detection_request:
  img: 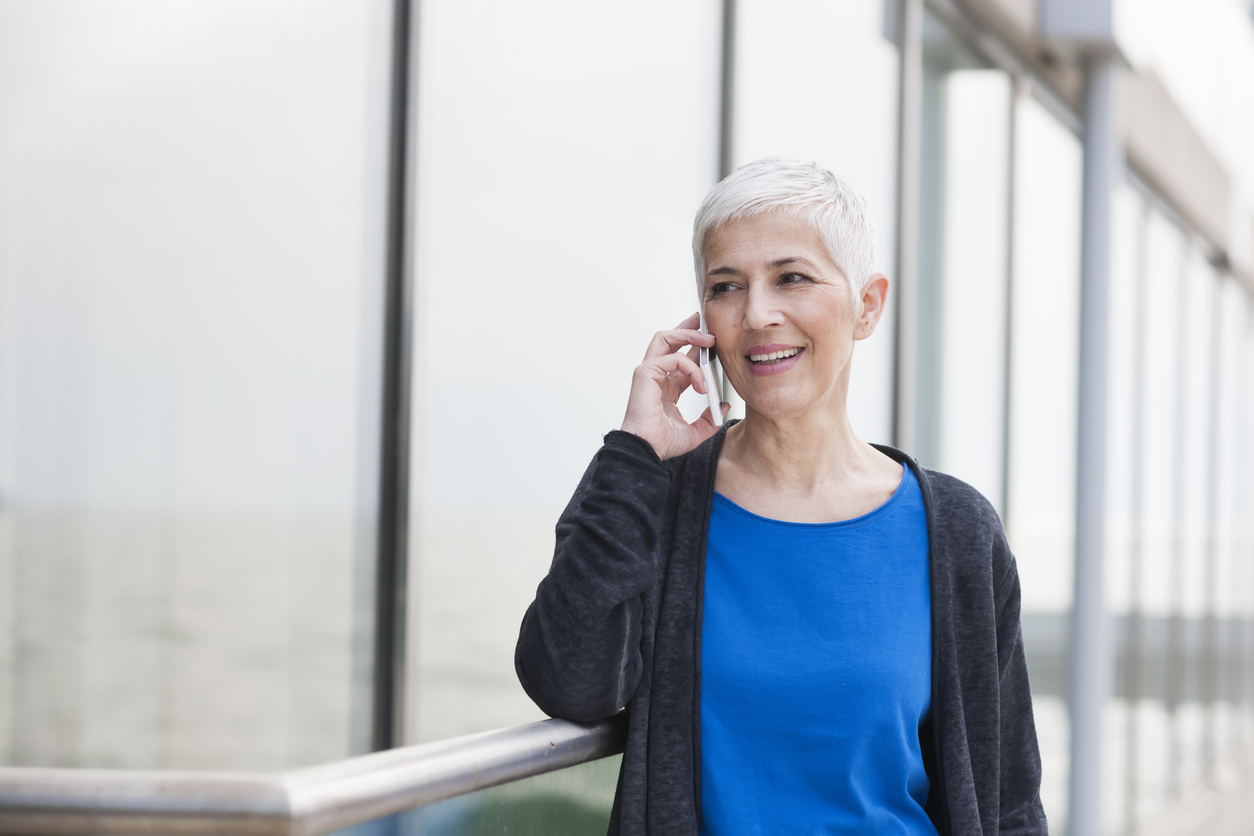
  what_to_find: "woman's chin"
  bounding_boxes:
[739,388,818,420]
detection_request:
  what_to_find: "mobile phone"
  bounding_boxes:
[698,312,722,427]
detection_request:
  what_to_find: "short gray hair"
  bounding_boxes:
[691,158,876,300]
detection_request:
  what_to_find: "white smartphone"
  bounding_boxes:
[698,311,723,427]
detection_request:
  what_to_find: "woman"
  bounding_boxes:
[516,158,1046,835]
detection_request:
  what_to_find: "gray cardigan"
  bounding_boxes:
[516,425,1047,835]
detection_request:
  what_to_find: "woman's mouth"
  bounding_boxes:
[745,346,804,377]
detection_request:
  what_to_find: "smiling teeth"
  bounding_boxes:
[749,348,801,363]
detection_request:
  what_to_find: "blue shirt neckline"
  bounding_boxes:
[711,463,911,530]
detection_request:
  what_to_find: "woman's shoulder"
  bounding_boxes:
[872,444,1002,526]
[873,445,1014,583]
[921,469,1003,531]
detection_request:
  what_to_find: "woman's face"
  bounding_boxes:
[701,211,885,421]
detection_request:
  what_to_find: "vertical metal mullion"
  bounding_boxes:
[373,0,417,753]
[1243,301,1254,736]
[1201,272,1224,770]
[1244,301,1254,737]
[717,0,736,181]
[711,0,738,407]
[892,0,923,453]
[1123,198,1150,834]
[999,78,1020,520]
[1164,233,1193,798]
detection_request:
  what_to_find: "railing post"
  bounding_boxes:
[1068,52,1121,836]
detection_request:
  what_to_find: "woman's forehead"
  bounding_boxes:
[704,213,832,273]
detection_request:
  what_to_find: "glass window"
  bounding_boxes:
[1104,195,1246,833]
[1212,275,1249,762]
[0,1,394,769]
[1101,184,1254,833]
[1104,182,1142,625]
[1174,247,1219,797]
[1005,92,1083,831]
[1239,299,1254,746]
[1005,93,1082,617]
[1126,206,1187,826]
[916,12,1013,509]
[409,0,723,744]
[734,0,901,443]
[914,15,1084,831]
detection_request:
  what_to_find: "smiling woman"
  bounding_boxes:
[699,210,898,524]
[515,159,1047,836]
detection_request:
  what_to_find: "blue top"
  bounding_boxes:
[699,464,935,835]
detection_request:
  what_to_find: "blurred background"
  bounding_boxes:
[1,1,1252,834]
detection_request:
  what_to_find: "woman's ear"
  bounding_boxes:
[854,273,889,341]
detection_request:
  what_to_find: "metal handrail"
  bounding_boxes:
[0,715,626,836]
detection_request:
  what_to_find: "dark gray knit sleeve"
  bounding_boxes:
[994,539,1049,835]
[514,430,670,721]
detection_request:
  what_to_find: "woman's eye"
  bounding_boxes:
[710,282,737,297]
[779,272,809,286]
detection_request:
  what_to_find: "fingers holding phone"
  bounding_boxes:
[621,313,730,460]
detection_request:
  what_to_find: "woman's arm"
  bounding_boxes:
[994,542,1049,835]
[516,314,726,720]
[514,430,670,721]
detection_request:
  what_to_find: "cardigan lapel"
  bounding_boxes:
[874,445,956,836]
[646,426,728,834]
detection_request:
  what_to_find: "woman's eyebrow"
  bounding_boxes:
[706,256,817,278]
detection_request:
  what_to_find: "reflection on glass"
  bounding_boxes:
[0,1,392,769]
[334,756,621,836]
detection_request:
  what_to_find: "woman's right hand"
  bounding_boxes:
[620,312,730,460]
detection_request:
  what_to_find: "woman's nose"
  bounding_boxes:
[742,285,785,331]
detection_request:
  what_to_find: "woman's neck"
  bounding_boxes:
[716,400,902,524]
[726,405,871,492]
